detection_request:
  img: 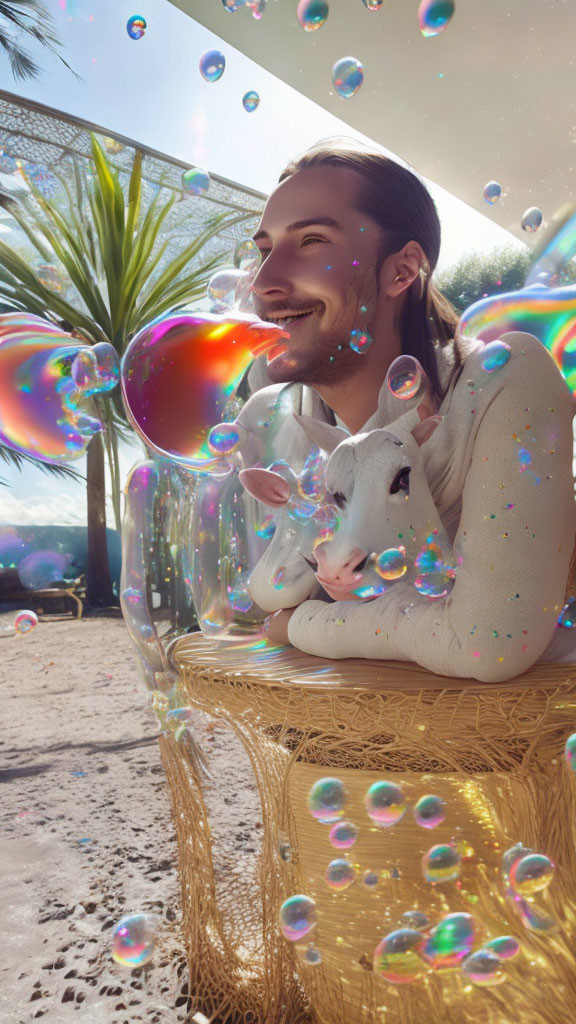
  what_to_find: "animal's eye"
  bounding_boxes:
[332,491,347,509]
[389,467,411,495]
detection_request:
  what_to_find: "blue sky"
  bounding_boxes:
[0,0,524,527]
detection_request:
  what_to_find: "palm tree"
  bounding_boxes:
[0,136,254,605]
[0,1,76,80]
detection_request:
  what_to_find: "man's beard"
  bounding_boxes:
[266,319,366,387]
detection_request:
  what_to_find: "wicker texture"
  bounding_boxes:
[163,634,576,1023]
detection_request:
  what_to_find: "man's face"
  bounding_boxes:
[251,166,384,386]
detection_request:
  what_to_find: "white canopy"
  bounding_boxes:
[170,0,574,241]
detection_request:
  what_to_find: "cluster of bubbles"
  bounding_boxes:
[0,313,119,464]
[279,892,518,989]
[374,911,517,987]
[482,180,543,233]
[111,913,157,966]
[222,0,267,18]
[126,15,146,39]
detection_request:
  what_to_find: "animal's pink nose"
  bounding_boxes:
[314,544,368,587]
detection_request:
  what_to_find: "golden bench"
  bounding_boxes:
[161,634,576,1024]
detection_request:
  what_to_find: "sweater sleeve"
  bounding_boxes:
[288,339,576,682]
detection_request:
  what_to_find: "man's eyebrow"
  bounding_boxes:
[252,217,342,243]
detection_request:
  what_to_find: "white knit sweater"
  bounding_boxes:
[237,331,576,681]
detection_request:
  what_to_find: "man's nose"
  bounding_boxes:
[314,544,368,584]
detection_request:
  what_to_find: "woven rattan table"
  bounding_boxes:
[162,634,576,1024]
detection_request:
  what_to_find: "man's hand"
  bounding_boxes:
[264,607,297,646]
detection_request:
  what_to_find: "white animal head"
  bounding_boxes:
[290,412,447,600]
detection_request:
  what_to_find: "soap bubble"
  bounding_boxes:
[387,355,422,400]
[373,929,427,983]
[207,268,246,302]
[422,843,461,883]
[300,943,322,965]
[375,547,407,581]
[112,913,157,966]
[565,731,576,770]
[362,0,384,8]
[363,870,380,889]
[483,181,502,205]
[182,167,210,196]
[485,936,520,959]
[418,0,455,37]
[480,339,511,373]
[18,550,70,589]
[226,583,253,613]
[364,781,406,827]
[207,422,245,456]
[413,794,446,829]
[0,527,30,567]
[325,858,356,891]
[234,237,259,267]
[422,912,475,968]
[14,610,38,634]
[401,910,430,931]
[461,949,505,987]
[329,820,359,849]
[222,0,245,9]
[501,843,534,880]
[558,597,576,629]
[37,263,63,293]
[308,777,347,823]
[199,49,226,82]
[243,91,260,112]
[297,0,329,31]
[349,327,373,354]
[509,853,554,896]
[332,57,364,99]
[126,15,146,39]
[414,567,456,600]
[120,311,287,471]
[525,202,576,288]
[521,207,543,233]
[0,315,116,463]
[279,895,317,941]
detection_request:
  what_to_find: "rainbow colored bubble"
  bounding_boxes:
[418,0,455,37]
[14,610,38,635]
[325,858,356,891]
[332,56,364,99]
[279,894,316,941]
[373,929,426,984]
[126,15,146,39]
[364,781,406,826]
[422,912,475,968]
[199,50,226,82]
[308,777,347,823]
[112,913,157,966]
[297,0,329,31]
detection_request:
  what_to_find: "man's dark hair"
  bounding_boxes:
[279,137,464,401]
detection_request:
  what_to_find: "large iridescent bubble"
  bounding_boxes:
[458,285,576,397]
[0,314,118,464]
[120,311,288,471]
[373,929,426,983]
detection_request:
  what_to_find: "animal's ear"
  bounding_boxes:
[293,413,349,455]
[239,468,291,507]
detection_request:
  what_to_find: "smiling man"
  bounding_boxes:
[193,136,576,682]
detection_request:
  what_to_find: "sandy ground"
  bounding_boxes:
[0,612,261,1024]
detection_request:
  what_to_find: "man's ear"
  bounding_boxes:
[239,468,291,507]
[293,413,349,455]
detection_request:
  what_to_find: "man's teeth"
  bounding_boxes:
[273,312,312,325]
